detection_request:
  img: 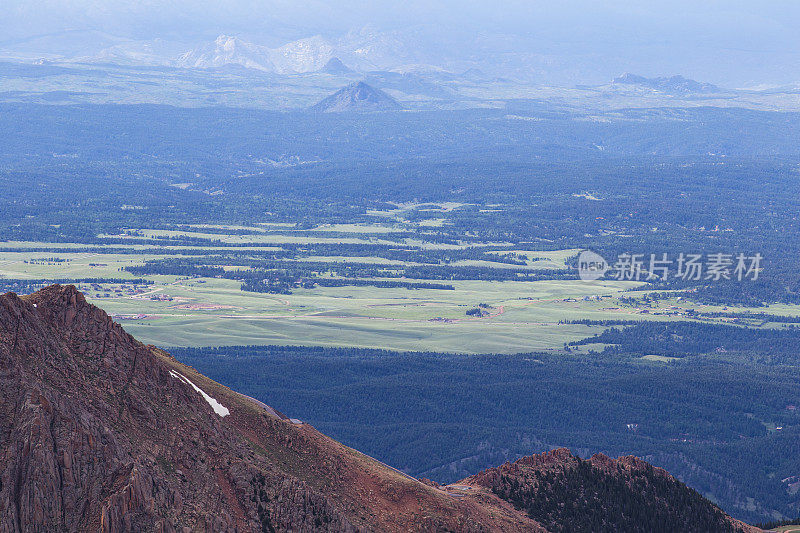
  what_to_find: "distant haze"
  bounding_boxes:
[2,0,800,86]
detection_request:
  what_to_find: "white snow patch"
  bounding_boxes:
[169,370,229,417]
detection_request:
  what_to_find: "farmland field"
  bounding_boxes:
[3,220,799,352]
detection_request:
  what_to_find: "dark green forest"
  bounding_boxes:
[570,321,800,361]
[172,343,800,523]
[3,104,800,303]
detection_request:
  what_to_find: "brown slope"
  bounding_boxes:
[460,448,760,533]
[0,285,539,532]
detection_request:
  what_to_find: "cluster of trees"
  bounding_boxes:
[125,258,461,293]
[124,255,565,294]
[491,459,739,533]
[0,278,151,295]
[755,518,800,530]
[241,277,454,293]
[570,321,800,359]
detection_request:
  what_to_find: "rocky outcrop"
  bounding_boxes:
[464,448,759,533]
[0,286,266,531]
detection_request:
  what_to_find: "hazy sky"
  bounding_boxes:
[3,1,800,85]
[4,1,798,38]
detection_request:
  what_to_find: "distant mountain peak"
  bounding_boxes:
[177,34,334,74]
[461,67,488,81]
[177,34,274,71]
[319,56,353,74]
[309,81,401,112]
[612,73,722,94]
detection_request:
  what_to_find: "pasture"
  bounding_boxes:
[2,221,797,352]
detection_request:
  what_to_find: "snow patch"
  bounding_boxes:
[169,370,229,417]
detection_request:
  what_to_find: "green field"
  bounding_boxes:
[0,250,624,351]
[3,221,799,352]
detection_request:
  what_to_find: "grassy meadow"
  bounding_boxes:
[2,220,797,352]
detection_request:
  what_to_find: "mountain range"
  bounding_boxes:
[611,73,722,94]
[0,29,421,76]
[176,35,335,74]
[0,285,759,532]
[2,2,800,87]
[6,28,795,113]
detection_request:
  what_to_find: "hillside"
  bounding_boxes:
[464,449,759,533]
[0,285,758,532]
